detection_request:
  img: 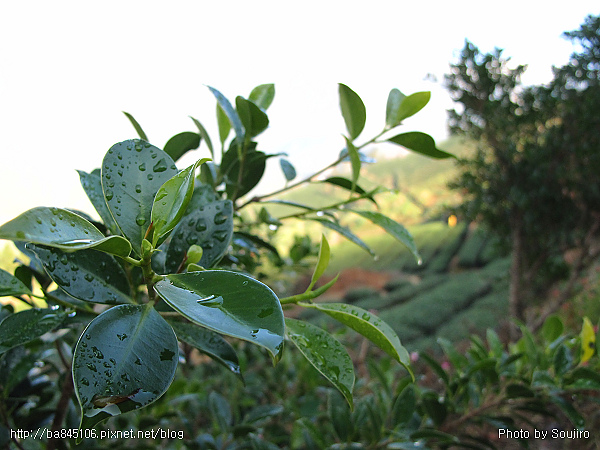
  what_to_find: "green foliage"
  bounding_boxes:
[0,82,444,447]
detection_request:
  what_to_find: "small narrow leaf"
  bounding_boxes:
[338,84,366,140]
[0,207,131,257]
[151,158,211,246]
[0,309,66,354]
[154,271,284,362]
[190,116,214,158]
[387,132,455,159]
[209,86,245,144]
[321,177,377,204]
[343,137,361,194]
[301,302,412,373]
[163,132,201,162]
[310,218,374,256]
[280,159,297,182]
[216,104,231,146]
[351,210,421,263]
[307,234,330,291]
[168,320,243,382]
[385,88,406,129]
[285,318,355,409]
[249,84,275,110]
[0,268,33,298]
[73,304,178,433]
[122,111,148,141]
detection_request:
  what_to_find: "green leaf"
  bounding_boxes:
[391,384,416,424]
[0,308,66,354]
[154,271,284,362]
[321,177,377,204]
[151,158,210,247]
[216,103,231,146]
[553,344,572,376]
[122,111,148,141]
[310,218,375,256]
[437,337,469,369]
[77,170,120,236]
[0,207,131,257]
[190,116,214,159]
[385,88,406,129]
[248,84,275,110]
[351,210,421,263]
[550,395,585,429]
[102,139,178,256]
[421,392,447,426]
[285,318,355,409]
[221,147,267,199]
[73,304,178,433]
[28,245,133,305]
[542,315,564,343]
[163,132,201,162]
[387,91,430,128]
[307,234,330,291]
[168,319,242,382]
[301,302,411,372]
[235,96,269,138]
[209,86,245,145]
[164,199,233,272]
[279,159,296,182]
[420,353,450,385]
[343,137,361,193]
[338,84,366,140]
[387,132,454,159]
[0,268,33,298]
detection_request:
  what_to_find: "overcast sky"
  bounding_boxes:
[0,1,598,224]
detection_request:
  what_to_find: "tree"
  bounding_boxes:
[446,15,600,333]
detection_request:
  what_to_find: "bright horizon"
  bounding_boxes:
[0,1,598,225]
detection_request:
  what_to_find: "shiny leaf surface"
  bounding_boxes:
[0,207,131,257]
[236,96,269,137]
[168,319,243,381]
[0,268,33,297]
[209,86,244,144]
[0,308,66,354]
[385,88,406,129]
[163,131,201,162]
[308,234,330,291]
[389,91,430,126]
[248,83,275,110]
[101,139,178,256]
[154,271,284,361]
[387,132,454,159]
[285,318,355,409]
[28,245,133,305]
[77,170,120,236]
[73,304,178,432]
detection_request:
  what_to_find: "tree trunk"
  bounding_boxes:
[509,214,524,339]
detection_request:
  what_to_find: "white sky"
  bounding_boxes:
[0,1,598,224]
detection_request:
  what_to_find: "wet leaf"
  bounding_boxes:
[122,111,148,141]
[285,318,355,409]
[28,245,133,305]
[154,271,284,362]
[0,308,66,353]
[302,303,411,372]
[77,170,120,236]
[338,84,366,140]
[151,158,211,246]
[101,139,178,256]
[163,132,201,162]
[387,132,454,159]
[0,268,33,298]
[248,84,275,110]
[164,199,233,272]
[351,210,421,263]
[73,304,178,433]
[168,319,243,382]
[0,207,131,257]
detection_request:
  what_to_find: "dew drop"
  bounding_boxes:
[153,158,168,173]
[84,274,94,282]
[135,184,142,193]
[105,190,114,201]
[214,212,227,225]
[138,163,146,172]
[135,215,147,226]
[195,219,207,232]
[147,174,154,181]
